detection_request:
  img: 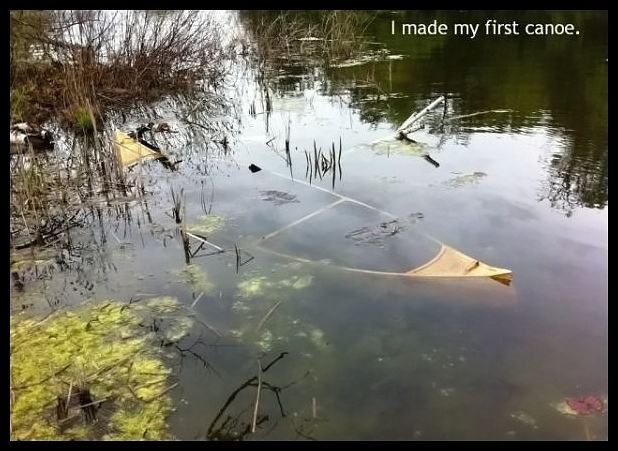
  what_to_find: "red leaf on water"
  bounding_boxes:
[566,396,605,415]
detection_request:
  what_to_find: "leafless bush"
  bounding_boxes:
[10,10,234,125]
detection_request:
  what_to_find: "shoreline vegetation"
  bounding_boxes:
[10,10,233,127]
[9,10,374,256]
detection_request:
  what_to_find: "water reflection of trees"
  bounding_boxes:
[240,10,607,215]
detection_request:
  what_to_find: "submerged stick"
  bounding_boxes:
[66,382,73,416]
[190,291,204,309]
[256,300,283,332]
[251,359,263,433]
[443,109,513,123]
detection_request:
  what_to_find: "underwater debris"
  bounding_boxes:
[344,214,422,247]
[259,190,299,205]
[371,139,428,157]
[555,396,606,416]
[9,298,195,440]
[345,219,402,246]
[441,172,487,189]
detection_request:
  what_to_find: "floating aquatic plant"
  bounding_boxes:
[237,276,271,298]
[180,264,214,295]
[309,328,328,349]
[186,214,224,236]
[231,272,326,354]
[236,274,313,299]
[256,330,274,352]
[10,298,193,440]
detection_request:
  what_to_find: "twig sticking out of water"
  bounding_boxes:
[170,186,184,224]
[304,138,343,187]
[234,243,240,274]
[251,359,263,433]
[285,121,293,179]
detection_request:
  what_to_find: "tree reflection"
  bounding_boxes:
[239,10,608,216]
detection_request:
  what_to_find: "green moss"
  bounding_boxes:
[10,298,191,440]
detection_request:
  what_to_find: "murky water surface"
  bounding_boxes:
[11,11,607,440]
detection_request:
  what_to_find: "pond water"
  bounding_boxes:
[11,11,607,440]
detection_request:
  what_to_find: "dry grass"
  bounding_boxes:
[240,10,375,65]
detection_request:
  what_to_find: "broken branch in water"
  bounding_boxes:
[185,232,225,253]
[397,96,445,135]
[423,154,440,168]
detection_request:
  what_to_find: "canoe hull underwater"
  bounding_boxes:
[249,171,513,288]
